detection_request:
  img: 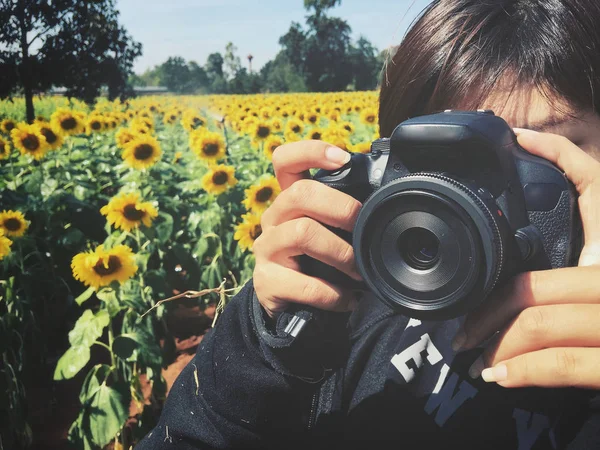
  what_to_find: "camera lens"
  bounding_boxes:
[353,173,504,320]
[399,228,440,270]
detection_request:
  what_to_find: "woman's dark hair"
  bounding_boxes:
[379,0,600,136]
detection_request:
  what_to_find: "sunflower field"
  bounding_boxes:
[0,91,379,449]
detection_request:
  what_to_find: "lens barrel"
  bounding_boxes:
[353,173,504,320]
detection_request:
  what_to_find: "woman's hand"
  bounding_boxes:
[452,128,600,389]
[252,140,363,319]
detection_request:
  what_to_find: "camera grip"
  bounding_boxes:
[527,190,581,268]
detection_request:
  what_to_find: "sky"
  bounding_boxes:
[116,0,434,75]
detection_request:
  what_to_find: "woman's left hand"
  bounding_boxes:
[451,128,600,389]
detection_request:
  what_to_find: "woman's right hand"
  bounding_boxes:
[252,140,364,319]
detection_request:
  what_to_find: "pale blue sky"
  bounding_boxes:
[116,0,433,74]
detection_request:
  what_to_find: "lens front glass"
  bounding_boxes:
[399,228,440,270]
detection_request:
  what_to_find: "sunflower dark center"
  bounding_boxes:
[61,117,77,130]
[344,125,352,132]
[292,125,301,133]
[123,204,146,221]
[5,121,15,131]
[91,121,102,130]
[192,118,204,128]
[268,144,277,153]
[41,128,57,144]
[212,171,229,185]
[366,115,375,123]
[255,187,273,203]
[22,134,40,151]
[134,144,154,160]
[257,126,270,138]
[311,132,322,140]
[250,224,262,240]
[93,255,122,276]
[170,115,176,120]
[308,115,317,123]
[203,143,219,156]
[4,218,22,231]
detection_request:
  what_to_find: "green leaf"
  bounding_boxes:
[73,185,87,201]
[96,288,123,318]
[85,384,129,448]
[79,364,113,404]
[112,335,138,360]
[75,287,95,306]
[68,309,110,348]
[54,345,91,380]
[41,178,58,198]
[155,212,174,244]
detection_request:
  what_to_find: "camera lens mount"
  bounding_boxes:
[353,173,504,320]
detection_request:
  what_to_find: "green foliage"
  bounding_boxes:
[0,0,141,122]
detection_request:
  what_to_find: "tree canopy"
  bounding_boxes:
[0,0,141,122]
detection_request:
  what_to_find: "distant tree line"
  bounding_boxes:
[130,0,384,94]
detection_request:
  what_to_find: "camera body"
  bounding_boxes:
[306,110,581,320]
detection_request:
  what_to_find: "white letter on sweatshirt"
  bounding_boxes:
[424,366,477,426]
[391,334,443,382]
[513,408,550,450]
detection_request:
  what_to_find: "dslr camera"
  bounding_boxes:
[304,110,581,320]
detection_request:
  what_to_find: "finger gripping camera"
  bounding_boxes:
[306,110,581,320]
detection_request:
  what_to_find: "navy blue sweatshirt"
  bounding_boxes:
[136,280,600,449]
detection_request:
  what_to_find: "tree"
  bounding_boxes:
[223,42,242,81]
[0,0,141,122]
[160,56,190,93]
[260,53,307,93]
[349,36,382,90]
[205,52,227,93]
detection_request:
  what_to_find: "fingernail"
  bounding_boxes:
[452,329,467,352]
[513,127,539,136]
[325,146,351,164]
[468,356,485,379]
[481,364,508,383]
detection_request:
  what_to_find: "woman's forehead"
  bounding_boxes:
[478,85,575,131]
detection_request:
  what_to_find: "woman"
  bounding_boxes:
[137,1,600,448]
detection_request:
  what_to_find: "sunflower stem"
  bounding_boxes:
[93,340,112,353]
[107,323,116,368]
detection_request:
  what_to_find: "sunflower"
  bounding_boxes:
[307,128,325,141]
[263,136,283,161]
[0,210,28,238]
[201,165,238,195]
[163,110,179,125]
[100,192,158,232]
[0,137,11,160]
[234,213,263,252]
[360,108,378,126]
[340,121,355,135]
[115,128,137,149]
[328,110,341,122]
[242,176,281,213]
[71,244,138,289]
[10,123,49,160]
[87,115,105,134]
[50,108,86,135]
[182,113,206,132]
[306,112,320,125]
[349,142,372,154]
[1,119,17,134]
[122,135,162,170]
[38,125,64,150]
[190,131,226,163]
[284,118,304,140]
[252,121,272,142]
[130,117,154,135]
[270,118,283,132]
[0,229,12,261]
